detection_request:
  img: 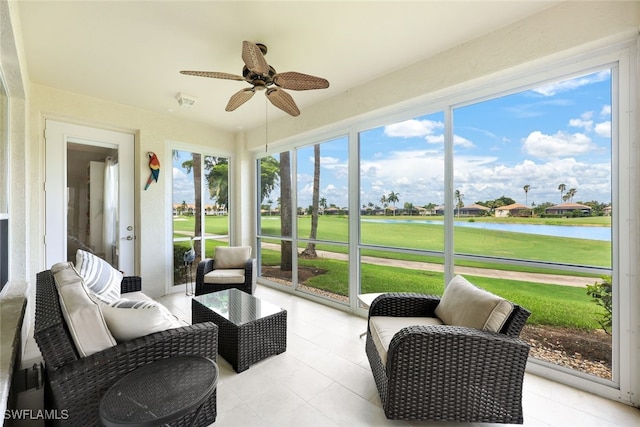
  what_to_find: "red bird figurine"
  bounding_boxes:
[144,152,160,190]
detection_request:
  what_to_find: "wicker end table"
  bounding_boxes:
[99,355,218,427]
[192,288,287,373]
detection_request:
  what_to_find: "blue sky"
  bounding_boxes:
[299,68,612,210]
[176,68,612,211]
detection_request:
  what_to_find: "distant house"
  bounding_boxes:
[495,203,532,218]
[545,202,592,216]
[603,205,612,216]
[457,203,491,217]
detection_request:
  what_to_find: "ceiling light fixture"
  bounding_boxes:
[176,92,198,109]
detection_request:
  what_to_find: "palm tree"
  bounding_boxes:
[567,188,577,202]
[387,191,400,216]
[181,153,202,258]
[380,195,388,215]
[558,183,566,204]
[319,197,327,214]
[523,184,531,207]
[454,189,464,217]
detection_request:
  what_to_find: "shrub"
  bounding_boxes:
[585,276,612,334]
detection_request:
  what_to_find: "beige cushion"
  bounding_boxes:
[214,246,251,269]
[369,316,443,364]
[51,262,116,357]
[98,298,183,343]
[434,275,513,333]
[204,268,245,284]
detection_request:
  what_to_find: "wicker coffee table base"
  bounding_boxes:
[192,299,287,373]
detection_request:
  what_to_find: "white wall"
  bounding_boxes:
[28,84,235,298]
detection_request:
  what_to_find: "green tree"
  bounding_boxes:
[523,184,531,206]
[205,157,229,209]
[404,202,414,216]
[558,183,566,204]
[454,189,464,217]
[387,191,400,216]
[182,153,202,257]
[260,156,281,203]
[380,195,388,215]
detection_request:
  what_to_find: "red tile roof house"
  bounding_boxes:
[495,203,533,218]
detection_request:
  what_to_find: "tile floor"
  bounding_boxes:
[157,285,640,427]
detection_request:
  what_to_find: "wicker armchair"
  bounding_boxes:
[366,292,531,423]
[34,269,219,427]
[195,246,256,296]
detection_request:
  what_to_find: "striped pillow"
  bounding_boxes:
[75,249,122,304]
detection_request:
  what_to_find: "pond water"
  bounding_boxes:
[361,219,611,241]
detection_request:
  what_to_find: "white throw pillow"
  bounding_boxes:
[99,298,183,342]
[75,249,122,303]
[214,246,251,269]
[51,262,117,356]
[434,275,514,333]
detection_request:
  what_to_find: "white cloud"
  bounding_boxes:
[595,121,611,138]
[600,105,611,117]
[384,119,444,138]
[532,70,610,96]
[522,130,596,159]
[568,118,593,132]
[424,134,475,148]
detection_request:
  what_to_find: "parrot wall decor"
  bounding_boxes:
[144,151,160,190]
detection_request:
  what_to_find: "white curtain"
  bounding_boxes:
[103,156,118,265]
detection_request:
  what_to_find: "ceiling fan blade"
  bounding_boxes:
[180,70,245,81]
[266,87,300,117]
[225,88,255,112]
[273,72,330,91]
[242,41,270,75]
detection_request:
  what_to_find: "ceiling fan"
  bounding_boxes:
[180,41,329,117]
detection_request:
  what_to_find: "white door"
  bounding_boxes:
[45,120,135,274]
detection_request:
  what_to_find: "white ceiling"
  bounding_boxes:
[16,1,560,132]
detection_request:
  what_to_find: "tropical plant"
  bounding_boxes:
[523,184,531,206]
[454,189,464,216]
[387,191,400,216]
[204,157,229,209]
[558,183,566,204]
[259,156,280,203]
[380,195,388,215]
[585,276,612,334]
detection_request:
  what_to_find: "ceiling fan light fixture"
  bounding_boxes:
[176,92,198,109]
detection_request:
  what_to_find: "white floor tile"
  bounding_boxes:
[165,284,640,427]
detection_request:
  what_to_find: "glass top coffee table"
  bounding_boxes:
[192,288,287,373]
[99,355,218,427]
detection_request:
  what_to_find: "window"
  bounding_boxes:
[451,69,613,380]
[255,51,631,394]
[172,149,230,290]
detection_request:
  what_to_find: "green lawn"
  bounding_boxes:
[174,214,610,331]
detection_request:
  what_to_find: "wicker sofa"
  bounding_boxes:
[34,267,219,426]
[365,276,531,423]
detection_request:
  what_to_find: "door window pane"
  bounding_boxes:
[172,149,230,290]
